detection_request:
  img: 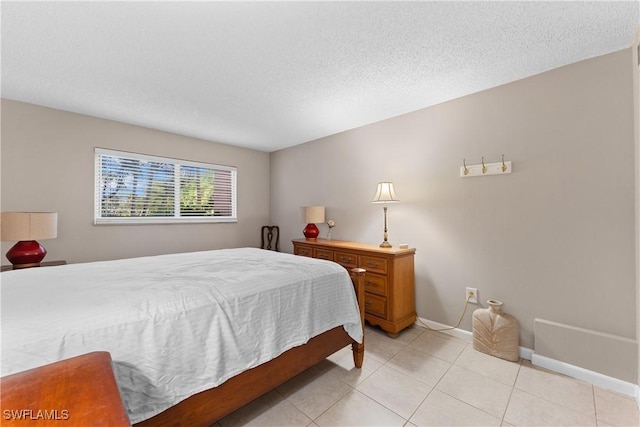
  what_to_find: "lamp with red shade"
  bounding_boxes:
[1,212,58,269]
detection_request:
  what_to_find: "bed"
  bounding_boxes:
[0,248,365,426]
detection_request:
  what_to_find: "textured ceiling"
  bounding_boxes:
[2,1,638,152]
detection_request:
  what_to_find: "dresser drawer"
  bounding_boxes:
[335,251,358,269]
[294,245,313,257]
[359,255,388,275]
[363,273,388,297]
[313,248,334,261]
[364,293,387,318]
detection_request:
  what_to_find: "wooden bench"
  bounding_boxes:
[1,351,130,426]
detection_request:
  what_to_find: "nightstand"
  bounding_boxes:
[1,260,67,272]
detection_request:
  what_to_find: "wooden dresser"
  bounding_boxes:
[292,238,416,337]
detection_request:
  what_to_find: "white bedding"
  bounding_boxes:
[0,248,363,423]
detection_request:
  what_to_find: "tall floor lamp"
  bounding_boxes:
[1,212,58,269]
[371,182,398,248]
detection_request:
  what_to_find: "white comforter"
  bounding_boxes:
[0,248,363,423]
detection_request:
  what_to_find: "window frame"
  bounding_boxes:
[94,148,237,225]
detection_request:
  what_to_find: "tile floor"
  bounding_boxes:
[215,325,640,426]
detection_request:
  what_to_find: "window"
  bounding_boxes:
[95,148,237,224]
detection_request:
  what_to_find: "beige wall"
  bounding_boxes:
[1,49,636,383]
[1,99,270,263]
[271,48,637,381]
[634,30,640,392]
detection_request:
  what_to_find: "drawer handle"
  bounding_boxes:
[364,280,374,286]
[319,254,330,259]
[366,261,380,268]
[340,256,352,263]
[365,300,373,306]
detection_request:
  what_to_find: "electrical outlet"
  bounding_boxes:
[466,287,478,304]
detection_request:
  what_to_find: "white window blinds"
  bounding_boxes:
[95,148,237,224]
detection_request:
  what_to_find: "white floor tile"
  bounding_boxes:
[453,346,520,386]
[504,389,597,427]
[594,386,640,426]
[410,390,502,427]
[363,326,409,362]
[356,364,432,419]
[407,331,467,363]
[326,344,383,387]
[435,365,512,418]
[222,326,635,427]
[387,346,451,387]
[219,390,312,427]
[315,390,406,427]
[515,360,595,416]
[276,364,353,420]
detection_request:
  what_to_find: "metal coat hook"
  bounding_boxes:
[460,155,512,177]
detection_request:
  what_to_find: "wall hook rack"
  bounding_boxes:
[460,155,512,178]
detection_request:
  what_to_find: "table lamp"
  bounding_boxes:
[371,182,398,248]
[1,212,58,269]
[303,206,325,239]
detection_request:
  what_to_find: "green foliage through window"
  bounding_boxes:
[95,148,236,224]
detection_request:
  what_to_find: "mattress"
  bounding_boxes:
[0,248,363,423]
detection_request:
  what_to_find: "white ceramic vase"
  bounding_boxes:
[472,299,520,362]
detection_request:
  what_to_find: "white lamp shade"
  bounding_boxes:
[372,182,399,203]
[1,212,58,241]
[304,206,325,223]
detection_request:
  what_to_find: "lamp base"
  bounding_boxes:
[6,240,47,269]
[303,223,319,239]
[379,241,392,248]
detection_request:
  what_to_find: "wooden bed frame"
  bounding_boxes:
[0,268,365,427]
[134,267,366,427]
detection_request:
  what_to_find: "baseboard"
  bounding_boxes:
[415,317,532,360]
[532,353,638,399]
[533,318,637,384]
[415,316,638,400]
[414,317,473,342]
